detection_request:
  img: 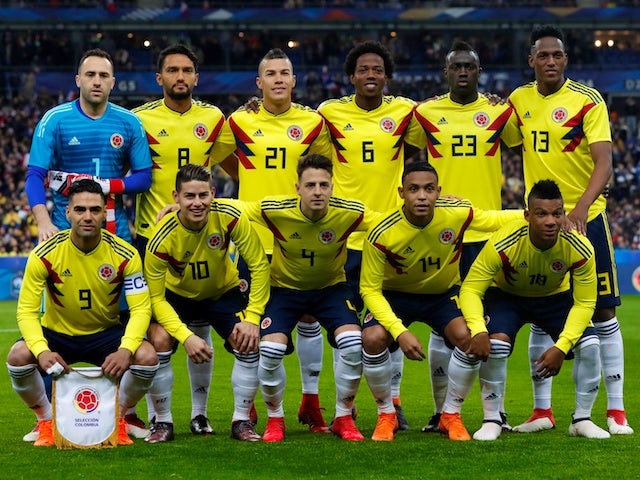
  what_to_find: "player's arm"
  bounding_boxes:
[118,254,152,354]
[471,207,523,232]
[144,243,195,345]
[15,251,52,359]
[360,239,407,340]
[569,141,613,235]
[554,253,598,355]
[219,154,239,181]
[229,211,270,353]
[308,120,334,159]
[211,120,238,178]
[25,165,58,241]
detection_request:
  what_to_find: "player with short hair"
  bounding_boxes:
[143,164,269,443]
[460,179,609,440]
[413,40,519,433]
[23,47,153,440]
[360,161,521,441]
[132,43,226,438]
[213,48,334,434]
[507,25,631,435]
[6,179,158,447]
[318,40,424,430]
[239,153,376,442]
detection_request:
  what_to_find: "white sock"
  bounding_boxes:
[334,331,362,417]
[362,349,394,414]
[428,331,452,414]
[572,335,601,419]
[478,340,510,422]
[528,325,554,410]
[595,317,625,411]
[258,341,287,418]
[120,363,158,413]
[147,351,173,423]
[7,363,52,420]
[390,347,404,399]
[443,347,480,414]
[232,351,259,422]
[188,325,213,418]
[296,321,323,395]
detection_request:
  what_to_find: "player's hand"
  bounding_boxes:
[397,330,426,361]
[566,204,589,235]
[92,175,113,194]
[156,203,179,223]
[102,348,133,378]
[230,321,259,354]
[535,346,565,378]
[38,219,60,243]
[48,171,93,196]
[183,334,214,364]
[483,92,506,105]
[466,332,490,362]
[240,96,261,113]
[37,350,70,376]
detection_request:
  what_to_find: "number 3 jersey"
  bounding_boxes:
[144,200,269,342]
[212,103,332,252]
[16,230,151,358]
[132,99,226,240]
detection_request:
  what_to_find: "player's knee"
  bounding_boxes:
[362,325,389,355]
[6,341,34,366]
[133,340,160,366]
[147,324,173,351]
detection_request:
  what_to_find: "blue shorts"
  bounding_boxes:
[587,212,621,310]
[362,285,462,343]
[484,288,597,352]
[39,326,124,366]
[460,241,486,281]
[261,283,359,352]
[236,253,271,297]
[345,249,363,311]
[166,287,247,353]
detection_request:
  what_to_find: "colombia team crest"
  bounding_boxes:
[473,112,489,128]
[193,123,208,140]
[73,386,100,414]
[98,264,116,281]
[110,133,124,149]
[379,117,396,133]
[549,259,567,274]
[207,234,223,249]
[318,229,336,244]
[552,107,568,123]
[439,228,456,244]
[287,125,303,141]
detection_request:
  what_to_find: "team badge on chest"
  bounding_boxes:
[380,117,396,133]
[207,234,223,249]
[549,259,567,274]
[551,107,568,123]
[110,133,124,149]
[287,125,303,141]
[98,264,116,281]
[473,112,489,128]
[318,229,336,244]
[439,228,456,244]
[193,123,208,140]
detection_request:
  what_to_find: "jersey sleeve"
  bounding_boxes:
[144,227,194,344]
[584,99,613,144]
[308,120,334,158]
[403,108,424,149]
[229,211,270,325]
[128,116,153,172]
[360,236,407,340]
[211,119,237,164]
[470,208,523,233]
[499,106,522,149]
[555,251,597,354]
[459,241,502,337]
[119,252,152,354]
[28,116,57,170]
[16,250,50,358]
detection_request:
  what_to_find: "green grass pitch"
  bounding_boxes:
[1,297,639,479]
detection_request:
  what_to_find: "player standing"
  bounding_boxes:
[7,179,158,447]
[507,25,631,435]
[133,43,226,438]
[318,41,423,430]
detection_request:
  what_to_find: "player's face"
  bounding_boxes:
[66,192,106,243]
[529,36,567,88]
[157,53,198,101]
[173,180,213,230]
[524,197,565,249]
[75,56,115,108]
[350,53,387,99]
[257,58,296,104]
[445,50,480,98]
[296,167,333,220]
[398,170,441,226]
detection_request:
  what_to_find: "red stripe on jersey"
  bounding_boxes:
[570,258,587,270]
[207,116,224,143]
[507,99,524,127]
[302,120,324,145]
[414,109,443,159]
[229,117,257,169]
[107,260,128,306]
[498,250,518,286]
[373,242,407,275]
[41,257,64,307]
[261,211,287,241]
[146,131,160,145]
[338,213,364,242]
[320,114,348,163]
[153,251,187,274]
[561,103,594,152]
[449,208,473,265]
